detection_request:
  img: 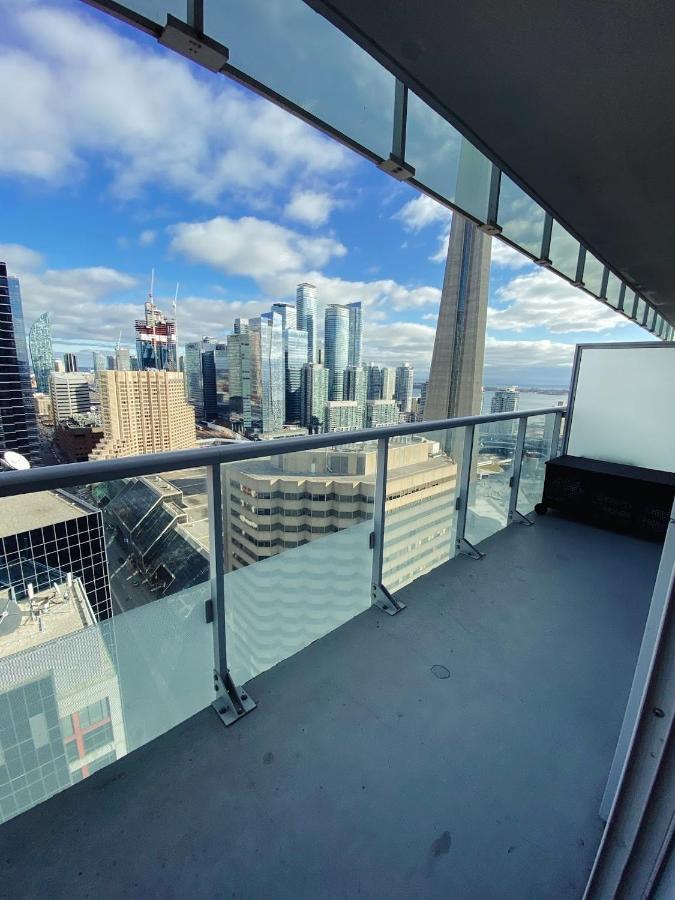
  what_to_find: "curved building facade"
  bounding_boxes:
[29,312,54,394]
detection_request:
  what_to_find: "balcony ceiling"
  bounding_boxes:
[307,1,675,324]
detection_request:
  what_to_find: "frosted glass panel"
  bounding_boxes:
[567,345,675,471]
[383,431,463,595]
[466,423,515,545]
[204,0,394,158]
[225,522,372,684]
[0,585,212,825]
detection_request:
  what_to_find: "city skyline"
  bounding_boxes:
[0,2,653,391]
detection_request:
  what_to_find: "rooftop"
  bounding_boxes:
[0,513,660,897]
[0,579,94,658]
[0,490,90,538]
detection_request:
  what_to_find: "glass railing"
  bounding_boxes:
[88,0,668,338]
[0,407,563,824]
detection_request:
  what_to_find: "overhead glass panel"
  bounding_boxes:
[120,1,186,24]
[548,222,580,280]
[204,0,394,159]
[496,175,546,257]
[405,91,462,204]
[383,431,464,595]
[605,273,622,308]
[647,308,657,331]
[635,297,647,324]
[582,253,605,296]
[623,290,637,317]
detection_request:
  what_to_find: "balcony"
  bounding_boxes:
[0,343,673,897]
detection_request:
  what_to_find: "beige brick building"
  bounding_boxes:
[90,370,195,460]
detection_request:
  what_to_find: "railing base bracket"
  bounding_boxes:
[372,583,405,615]
[510,509,534,526]
[212,670,256,726]
[457,538,485,560]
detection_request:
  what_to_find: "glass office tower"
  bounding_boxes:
[28,312,55,394]
[296,283,317,363]
[226,323,252,432]
[324,304,350,401]
[346,301,363,367]
[0,264,40,463]
[284,328,309,424]
[250,313,285,433]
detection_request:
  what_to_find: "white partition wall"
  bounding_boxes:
[565,342,675,472]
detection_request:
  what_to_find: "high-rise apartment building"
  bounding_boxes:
[185,337,221,420]
[135,295,177,372]
[324,305,350,401]
[324,400,360,432]
[366,399,399,427]
[271,302,297,331]
[300,362,328,433]
[115,347,131,371]
[343,364,367,426]
[250,313,285,433]
[380,366,396,401]
[424,214,491,420]
[227,322,252,431]
[366,363,383,401]
[90,370,195,460]
[63,352,77,373]
[490,387,519,415]
[296,283,317,363]
[92,352,107,374]
[395,362,415,413]
[49,373,92,423]
[28,312,54,394]
[346,301,363,367]
[284,328,308,424]
[0,264,40,463]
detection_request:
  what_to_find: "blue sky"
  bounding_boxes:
[0,1,650,386]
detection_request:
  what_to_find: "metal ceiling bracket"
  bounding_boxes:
[379,154,416,181]
[159,15,229,72]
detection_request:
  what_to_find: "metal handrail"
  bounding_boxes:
[0,406,566,498]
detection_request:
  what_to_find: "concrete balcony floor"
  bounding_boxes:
[1,514,661,899]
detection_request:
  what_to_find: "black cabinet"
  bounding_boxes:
[537,455,675,541]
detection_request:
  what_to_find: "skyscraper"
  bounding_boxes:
[271,302,297,331]
[346,301,363,367]
[134,281,177,371]
[227,323,252,431]
[380,366,396,401]
[28,312,54,394]
[49,373,92,423]
[93,351,107,374]
[250,313,285,433]
[366,363,383,401]
[324,304,349,400]
[90,370,195,460]
[184,337,224,421]
[64,352,78,373]
[296,283,317,363]
[0,264,40,463]
[115,347,131,371]
[395,362,415,413]
[184,340,205,416]
[343,364,367,426]
[300,362,328,433]
[284,328,309,424]
[423,214,491,420]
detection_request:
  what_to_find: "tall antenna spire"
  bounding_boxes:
[149,267,155,304]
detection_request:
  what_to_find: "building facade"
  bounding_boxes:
[365,399,399,428]
[135,299,177,371]
[0,264,40,463]
[380,366,396,401]
[284,327,308,424]
[343,364,367,426]
[115,348,131,371]
[249,313,284,434]
[395,362,415,413]
[226,323,252,431]
[49,373,91,423]
[90,370,195,460]
[296,283,317,363]
[346,301,363,367]
[63,353,78,373]
[324,304,350,401]
[324,400,360,432]
[271,302,297,331]
[28,312,54,394]
[300,363,328,433]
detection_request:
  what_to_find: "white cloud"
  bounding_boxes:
[393,194,452,232]
[169,215,347,280]
[489,269,628,333]
[363,321,437,370]
[0,243,44,272]
[139,229,156,247]
[484,336,575,368]
[284,190,335,227]
[490,239,534,269]
[0,4,350,202]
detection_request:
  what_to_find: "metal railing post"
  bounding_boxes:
[551,410,564,458]
[206,462,255,725]
[508,417,533,526]
[370,437,405,615]
[456,425,485,559]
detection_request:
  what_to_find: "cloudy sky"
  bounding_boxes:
[0,1,649,386]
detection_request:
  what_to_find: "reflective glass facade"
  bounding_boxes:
[250,313,284,433]
[0,266,40,463]
[324,305,349,401]
[284,328,308,424]
[226,326,252,431]
[346,302,363,367]
[28,313,54,394]
[296,284,317,363]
